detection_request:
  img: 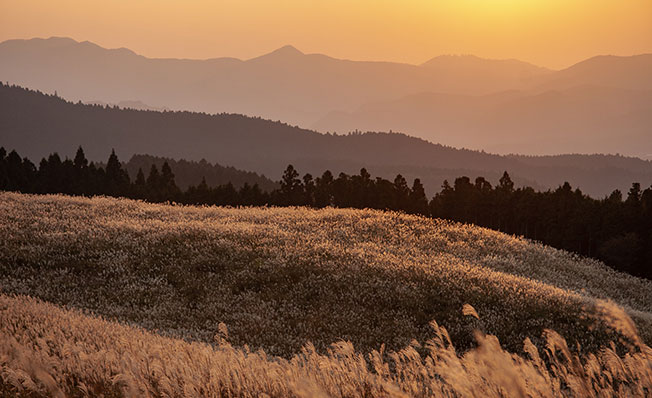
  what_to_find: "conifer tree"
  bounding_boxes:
[131,167,146,199]
[135,168,146,186]
[72,146,89,195]
[73,146,88,169]
[146,165,161,201]
[393,174,410,211]
[280,165,303,205]
[409,178,429,215]
[495,171,514,231]
[160,161,180,200]
[146,164,160,186]
[498,171,514,192]
[105,149,130,196]
[314,170,334,207]
[627,183,642,204]
[303,173,315,207]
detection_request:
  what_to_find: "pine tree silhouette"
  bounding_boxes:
[409,178,428,215]
[105,149,130,196]
[280,165,303,205]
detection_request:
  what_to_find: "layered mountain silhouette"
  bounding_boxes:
[2,37,649,157]
[2,83,651,197]
[0,39,550,114]
[537,54,652,92]
[314,85,652,156]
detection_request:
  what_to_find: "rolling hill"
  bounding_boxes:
[2,83,652,197]
[2,192,651,352]
[1,192,651,396]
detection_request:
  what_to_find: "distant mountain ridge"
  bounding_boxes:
[314,85,652,157]
[421,54,549,78]
[538,54,652,91]
[1,37,650,156]
[2,83,651,198]
[0,37,551,125]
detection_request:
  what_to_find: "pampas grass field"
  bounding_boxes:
[1,192,651,396]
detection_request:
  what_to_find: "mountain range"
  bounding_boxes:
[2,37,650,157]
[314,85,652,155]
[2,83,651,198]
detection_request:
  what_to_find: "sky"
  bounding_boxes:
[1,0,651,69]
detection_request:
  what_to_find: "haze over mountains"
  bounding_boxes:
[315,85,652,155]
[2,37,650,157]
[2,83,652,198]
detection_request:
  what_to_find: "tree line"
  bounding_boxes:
[0,146,270,206]
[1,146,650,279]
[123,154,278,192]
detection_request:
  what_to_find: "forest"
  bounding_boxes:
[123,154,277,191]
[1,146,651,279]
[4,82,652,199]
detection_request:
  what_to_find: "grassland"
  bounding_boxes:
[1,192,652,396]
[2,293,651,397]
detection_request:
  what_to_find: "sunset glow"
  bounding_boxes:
[1,0,651,68]
[2,0,652,395]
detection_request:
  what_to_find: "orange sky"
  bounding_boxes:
[1,0,651,69]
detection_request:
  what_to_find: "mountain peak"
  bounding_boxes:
[266,45,304,57]
[43,36,79,44]
[247,45,304,62]
[273,44,303,55]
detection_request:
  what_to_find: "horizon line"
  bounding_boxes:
[4,35,652,71]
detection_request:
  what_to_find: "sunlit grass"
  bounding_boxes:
[1,192,652,396]
[1,294,651,397]
[1,192,651,354]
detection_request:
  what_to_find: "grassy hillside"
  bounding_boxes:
[2,192,652,396]
[2,293,651,397]
[1,192,651,356]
